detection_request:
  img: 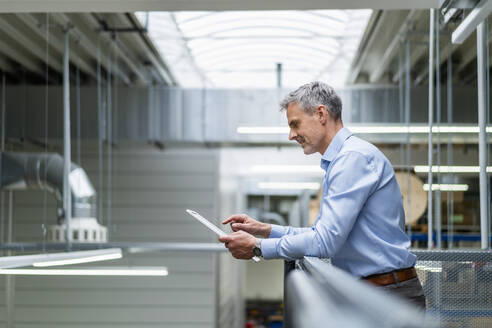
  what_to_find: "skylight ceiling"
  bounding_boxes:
[136,10,371,88]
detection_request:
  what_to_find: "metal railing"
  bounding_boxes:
[283,257,437,328]
[284,251,492,328]
[413,250,492,328]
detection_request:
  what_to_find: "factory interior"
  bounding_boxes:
[0,1,492,327]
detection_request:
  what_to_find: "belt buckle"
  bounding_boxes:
[391,271,399,285]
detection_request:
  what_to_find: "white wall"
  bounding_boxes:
[245,260,284,300]
[0,143,221,328]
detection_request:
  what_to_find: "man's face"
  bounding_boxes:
[286,102,325,155]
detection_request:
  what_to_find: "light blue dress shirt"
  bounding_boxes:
[261,127,416,277]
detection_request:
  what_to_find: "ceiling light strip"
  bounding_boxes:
[237,126,289,134]
[33,253,122,267]
[0,248,123,269]
[237,125,492,135]
[414,165,492,173]
[251,165,323,174]
[423,184,469,191]
[0,267,168,276]
[257,182,320,190]
[251,164,490,175]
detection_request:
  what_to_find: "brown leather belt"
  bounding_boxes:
[363,267,417,286]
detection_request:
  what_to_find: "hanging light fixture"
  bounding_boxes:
[0,248,122,269]
[0,267,168,276]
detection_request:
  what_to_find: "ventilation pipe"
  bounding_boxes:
[1,151,95,220]
[0,152,106,242]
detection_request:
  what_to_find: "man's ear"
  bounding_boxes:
[316,105,328,124]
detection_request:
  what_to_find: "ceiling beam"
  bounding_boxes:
[0,15,64,73]
[369,10,423,83]
[346,11,386,84]
[80,13,151,84]
[455,27,492,75]
[452,0,492,44]
[16,13,98,79]
[0,38,43,75]
[0,56,15,74]
[50,13,131,84]
[126,13,177,85]
[0,0,441,13]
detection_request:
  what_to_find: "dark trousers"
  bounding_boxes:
[379,277,427,310]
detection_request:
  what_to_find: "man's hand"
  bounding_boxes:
[222,214,271,238]
[219,231,256,260]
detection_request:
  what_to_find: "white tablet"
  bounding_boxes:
[185,209,260,263]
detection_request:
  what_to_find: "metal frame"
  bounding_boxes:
[452,0,492,44]
[106,43,113,239]
[446,53,454,248]
[428,9,436,249]
[63,28,72,247]
[477,21,490,249]
[435,12,442,249]
[405,36,413,238]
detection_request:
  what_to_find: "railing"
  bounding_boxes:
[283,257,437,328]
[413,250,492,327]
[284,251,492,328]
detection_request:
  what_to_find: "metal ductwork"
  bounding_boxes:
[0,151,96,221]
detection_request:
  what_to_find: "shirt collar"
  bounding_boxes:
[320,127,353,171]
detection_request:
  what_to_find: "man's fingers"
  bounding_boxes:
[222,214,247,225]
[231,223,244,231]
[218,235,232,243]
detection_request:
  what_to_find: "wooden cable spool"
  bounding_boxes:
[394,171,427,226]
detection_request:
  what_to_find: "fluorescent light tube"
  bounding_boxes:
[414,165,492,173]
[32,248,122,267]
[33,252,122,267]
[423,184,469,191]
[257,182,320,190]
[0,248,123,269]
[237,126,288,134]
[251,165,323,174]
[237,125,492,135]
[0,267,168,276]
[415,264,442,273]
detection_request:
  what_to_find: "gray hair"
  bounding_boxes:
[280,81,342,121]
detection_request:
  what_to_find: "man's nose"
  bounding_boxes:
[289,129,297,140]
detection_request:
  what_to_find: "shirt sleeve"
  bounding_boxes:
[269,224,312,238]
[261,151,379,260]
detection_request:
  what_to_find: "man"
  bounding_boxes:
[218,81,426,308]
